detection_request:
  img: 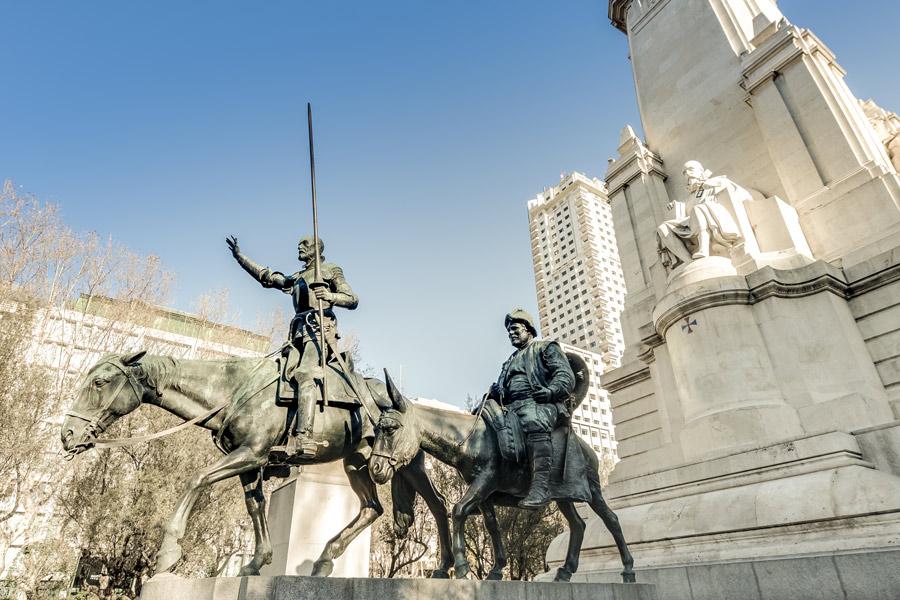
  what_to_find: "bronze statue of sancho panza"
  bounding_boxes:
[226,234,358,457]
[488,308,575,508]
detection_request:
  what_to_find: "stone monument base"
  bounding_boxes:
[140,575,658,600]
[569,550,899,600]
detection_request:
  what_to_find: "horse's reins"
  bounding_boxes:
[457,392,489,448]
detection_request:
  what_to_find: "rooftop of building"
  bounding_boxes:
[527,172,608,212]
[72,293,272,354]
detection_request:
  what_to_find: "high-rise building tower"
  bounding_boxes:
[527,172,627,460]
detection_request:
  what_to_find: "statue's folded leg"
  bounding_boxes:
[657,222,694,266]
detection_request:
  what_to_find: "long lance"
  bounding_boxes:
[307,102,328,407]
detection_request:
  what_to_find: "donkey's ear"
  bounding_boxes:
[383,369,409,413]
[121,351,147,366]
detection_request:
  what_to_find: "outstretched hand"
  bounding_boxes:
[226,235,240,258]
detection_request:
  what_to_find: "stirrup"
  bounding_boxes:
[287,434,319,457]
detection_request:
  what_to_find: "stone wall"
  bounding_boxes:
[848,252,900,416]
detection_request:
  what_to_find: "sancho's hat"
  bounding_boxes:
[504,309,538,337]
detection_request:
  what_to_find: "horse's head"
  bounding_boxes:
[60,351,152,458]
[369,369,420,485]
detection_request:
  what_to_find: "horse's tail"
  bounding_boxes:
[390,469,417,538]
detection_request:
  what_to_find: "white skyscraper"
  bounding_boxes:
[527,172,627,460]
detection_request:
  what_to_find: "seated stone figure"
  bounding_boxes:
[657,160,745,271]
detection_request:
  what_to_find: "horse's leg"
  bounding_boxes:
[310,452,384,577]
[479,501,506,581]
[398,452,453,578]
[156,446,266,574]
[555,500,585,582]
[451,476,492,579]
[237,469,272,576]
[588,479,635,583]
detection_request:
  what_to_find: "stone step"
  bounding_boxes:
[140,575,658,600]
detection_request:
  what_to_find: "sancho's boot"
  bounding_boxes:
[519,433,552,509]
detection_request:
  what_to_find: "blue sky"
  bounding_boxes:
[3,1,899,405]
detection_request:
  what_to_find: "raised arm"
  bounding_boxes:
[226,236,293,290]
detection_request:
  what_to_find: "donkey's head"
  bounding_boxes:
[369,369,421,484]
[61,351,151,457]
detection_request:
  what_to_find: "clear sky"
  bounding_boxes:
[3,1,899,406]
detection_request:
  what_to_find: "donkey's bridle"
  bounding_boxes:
[370,416,405,468]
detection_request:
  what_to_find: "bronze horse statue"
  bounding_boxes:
[60,351,454,577]
[369,372,635,583]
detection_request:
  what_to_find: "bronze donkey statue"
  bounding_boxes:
[369,371,634,583]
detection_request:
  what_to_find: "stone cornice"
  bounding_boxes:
[606,144,667,196]
[847,258,900,298]
[747,266,849,302]
[604,364,651,394]
[654,287,753,337]
[609,0,630,33]
[651,259,900,338]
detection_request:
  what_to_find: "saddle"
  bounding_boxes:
[480,398,591,503]
[275,343,361,407]
[272,343,383,442]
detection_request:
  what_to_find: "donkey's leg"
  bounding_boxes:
[588,480,635,583]
[237,469,272,576]
[311,453,384,577]
[451,476,492,579]
[156,446,266,574]
[479,501,507,580]
[399,452,453,578]
[555,500,586,582]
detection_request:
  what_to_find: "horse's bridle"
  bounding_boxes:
[64,359,150,454]
[370,415,405,469]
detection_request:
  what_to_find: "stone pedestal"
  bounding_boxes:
[260,463,370,578]
[140,575,659,600]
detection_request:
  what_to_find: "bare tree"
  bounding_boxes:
[367,454,568,581]
[0,182,265,598]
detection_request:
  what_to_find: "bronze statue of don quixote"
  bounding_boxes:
[59,105,634,586]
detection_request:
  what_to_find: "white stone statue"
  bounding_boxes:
[656,161,744,271]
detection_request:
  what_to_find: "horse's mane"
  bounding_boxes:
[138,355,178,392]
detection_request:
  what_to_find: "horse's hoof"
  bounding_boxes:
[155,544,183,574]
[453,563,471,580]
[554,568,572,582]
[238,565,260,577]
[430,569,450,579]
[621,570,636,583]
[486,571,503,581]
[312,559,334,577]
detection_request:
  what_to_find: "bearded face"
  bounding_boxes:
[683,164,707,193]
